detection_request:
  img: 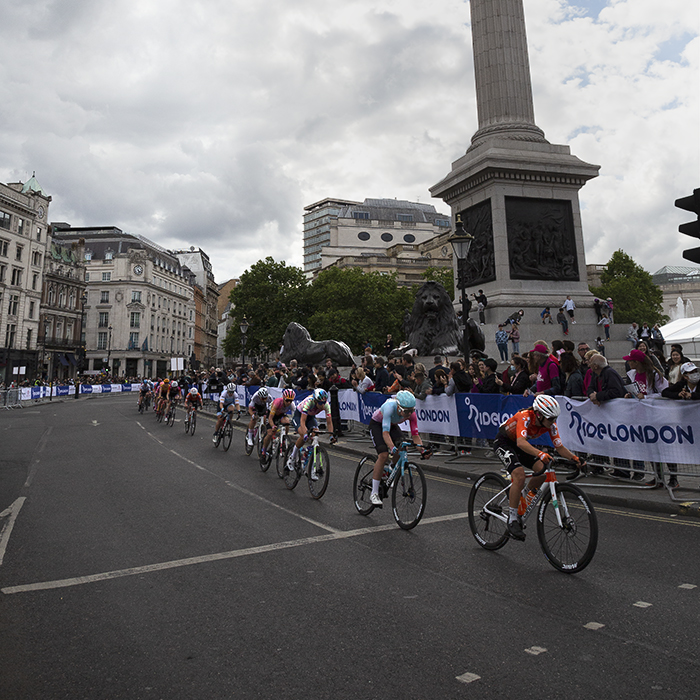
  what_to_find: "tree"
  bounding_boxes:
[305,267,414,354]
[420,266,454,300]
[590,249,667,325]
[222,257,307,360]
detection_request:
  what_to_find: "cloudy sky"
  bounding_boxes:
[1,0,697,282]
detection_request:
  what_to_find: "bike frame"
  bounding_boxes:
[383,441,414,488]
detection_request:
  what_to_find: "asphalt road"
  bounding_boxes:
[1,395,699,699]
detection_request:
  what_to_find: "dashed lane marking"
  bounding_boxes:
[633,601,653,608]
[0,498,27,567]
[679,583,697,590]
[524,646,547,655]
[456,672,481,684]
[584,622,605,630]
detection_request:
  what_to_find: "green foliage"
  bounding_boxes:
[223,257,308,358]
[420,266,454,301]
[305,267,414,354]
[590,249,668,325]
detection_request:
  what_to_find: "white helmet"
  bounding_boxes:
[171,381,178,388]
[533,395,560,420]
[258,387,269,400]
[226,383,236,392]
[189,387,199,396]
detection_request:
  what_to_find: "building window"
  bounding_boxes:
[97,332,107,350]
[0,263,5,282]
[5,324,16,348]
[29,301,35,318]
[397,214,413,222]
[357,231,370,241]
[8,294,19,315]
[85,273,90,281]
[58,289,65,307]
[11,268,22,286]
[17,218,24,236]
[69,290,75,309]
[85,252,92,261]
[131,290,142,303]
[0,239,8,256]
[435,219,451,227]
[98,312,110,327]
[102,272,111,281]
[26,328,33,350]
[48,287,56,305]
[0,211,10,230]
[403,234,416,243]
[129,332,139,348]
[352,212,370,220]
[105,251,113,260]
[15,244,23,261]
[36,227,41,241]
[381,233,394,242]
[32,272,38,290]
[130,312,140,328]
[100,291,109,303]
[32,251,42,266]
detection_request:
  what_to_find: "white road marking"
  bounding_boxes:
[633,601,652,608]
[678,583,696,590]
[0,498,27,566]
[584,622,605,630]
[524,646,547,655]
[456,672,481,684]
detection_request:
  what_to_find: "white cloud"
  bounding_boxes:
[0,0,697,281]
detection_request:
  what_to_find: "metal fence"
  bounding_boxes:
[1,389,22,409]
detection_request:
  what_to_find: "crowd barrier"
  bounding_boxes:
[1,389,22,409]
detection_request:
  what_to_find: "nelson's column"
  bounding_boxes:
[431,0,599,321]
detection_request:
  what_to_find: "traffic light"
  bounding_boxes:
[675,188,700,264]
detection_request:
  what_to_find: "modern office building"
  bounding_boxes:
[0,174,52,385]
[303,198,452,278]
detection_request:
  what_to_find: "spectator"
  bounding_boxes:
[562,295,576,324]
[556,308,569,336]
[528,343,562,396]
[634,339,664,375]
[626,322,639,346]
[384,334,393,357]
[593,298,604,322]
[472,289,488,324]
[666,347,689,384]
[650,323,665,352]
[551,339,565,360]
[495,325,510,362]
[476,299,486,325]
[401,353,415,374]
[432,368,448,395]
[428,355,448,381]
[561,352,585,398]
[445,360,473,395]
[582,349,598,396]
[505,309,524,326]
[478,358,502,394]
[639,323,651,342]
[595,337,605,356]
[413,368,432,400]
[662,361,700,402]
[605,297,614,323]
[509,322,520,354]
[468,362,483,393]
[386,365,408,395]
[577,342,591,372]
[587,354,625,405]
[540,307,553,324]
[373,357,391,393]
[508,356,531,395]
[623,348,668,399]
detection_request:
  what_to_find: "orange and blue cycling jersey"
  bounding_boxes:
[499,408,562,448]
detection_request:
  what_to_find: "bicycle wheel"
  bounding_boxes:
[222,420,233,451]
[467,472,510,550]
[307,446,330,499]
[156,406,163,423]
[259,436,273,472]
[190,411,197,436]
[138,401,144,414]
[184,414,190,434]
[352,456,376,516]
[391,462,427,530]
[277,436,291,479]
[168,406,176,427]
[244,427,254,456]
[536,483,598,573]
[256,424,264,461]
[283,454,302,490]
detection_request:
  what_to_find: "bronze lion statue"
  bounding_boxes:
[280,322,355,366]
[405,281,485,356]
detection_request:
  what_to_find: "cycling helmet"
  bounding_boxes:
[283,389,296,400]
[189,387,199,396]
[226,383,236,392]
[171,381,178,388]
[258,387,269,400]
[313,388,328,404]
[533,395,560,420]
[396,390,416,411]
[163,378,170,383]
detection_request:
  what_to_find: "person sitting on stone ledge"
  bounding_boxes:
[505,309,525,326]
[540,307,553,324]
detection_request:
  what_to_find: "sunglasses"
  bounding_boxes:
[400,407,415,414]
[284,398,293,403]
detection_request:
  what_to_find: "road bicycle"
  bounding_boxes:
[184,406,198,436]
[213,409,234,451]
[166,401,177,427]
[467,457,598,573]
[138,392,151,414]
[275,423,294,479]
[283,428,332,499]
[353,441,429,530]
[245,413,266,458]
[259,420,292,474]
[155,398,166,423]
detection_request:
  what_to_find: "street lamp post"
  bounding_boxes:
[43,318,52,401]
[107,324,113,375]
[76,291,88,399]
[240,316,249,369]
[448,215,475,365]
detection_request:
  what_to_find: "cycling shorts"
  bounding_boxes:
[369,419,403,455]
[251,403,267,416]
[292,409,317,432]
[493,434,538,474]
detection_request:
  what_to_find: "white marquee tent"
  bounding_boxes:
[660,317,700,360]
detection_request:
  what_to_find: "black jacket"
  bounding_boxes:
[662,378,700,401]
[479,373,501,394]
[590,366,625,401]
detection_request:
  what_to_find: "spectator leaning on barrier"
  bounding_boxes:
[666,348,688,384]
[445,360,473,396]
[479,358,502,394]
[662,361,700,401]
[623,348,668,399]
[587,354,625,406]
[561,352,585,398]
[413,367,432,400]
[373,357,391,393]
[527,343,562,397]
[428,355,447,381]
[507,356,531,395]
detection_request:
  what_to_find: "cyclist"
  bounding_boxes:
[166,381,182,415]
[185,386,203,422]
[494,394,585,541]
[246,386,270,446]
[156,378,171,414]
[368,390,426,507]
[138,378,153,410]
[286,388,337,475]
[262,388,296,456]
[213,382,241,443]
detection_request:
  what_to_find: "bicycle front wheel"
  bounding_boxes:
[276,438,289,479]
[168,407,176,427]
[537,483,598,573]
[184,413,190,434]
[467,472,510,550]
[222,421,233,451]
[190,411,197,436]
[260,437,273,472]
[244,428,254,455]
[352,456,376,515]
[307,446,330,499]
[391,462,426,530]
[283,457,301,490]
